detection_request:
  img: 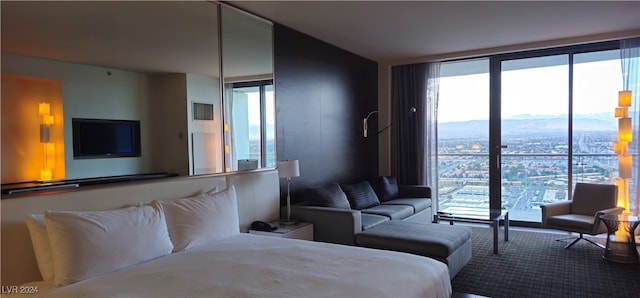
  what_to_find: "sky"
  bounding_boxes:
[438,58,623,123]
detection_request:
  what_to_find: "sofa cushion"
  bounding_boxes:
[381,198,432,213]
[398,185,432,198]
[361,204,414,220]
[341,181,380,210]
[306,182,351,209]
[374,176,400,202]
[361,213,390,230]
[355,221,472,259]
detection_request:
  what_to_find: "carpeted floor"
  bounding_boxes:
[451,227,640,298]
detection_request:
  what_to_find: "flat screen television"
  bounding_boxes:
[72,118,141,159]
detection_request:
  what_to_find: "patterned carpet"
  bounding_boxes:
[451,227,640,298]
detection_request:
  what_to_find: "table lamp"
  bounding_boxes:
[278,159,300,225]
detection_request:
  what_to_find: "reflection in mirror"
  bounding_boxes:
[1,1,228,186]
[221,5,275,172]
[226,81,276,170]
[1,1,275,189]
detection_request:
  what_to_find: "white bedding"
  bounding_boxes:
[30,234,451,298]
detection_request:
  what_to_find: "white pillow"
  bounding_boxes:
[204,186,219,195]
[44,205,173,286]
[154,185,239,252]
[24,214,54,281]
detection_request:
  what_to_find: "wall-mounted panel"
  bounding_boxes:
[274,24,379,204]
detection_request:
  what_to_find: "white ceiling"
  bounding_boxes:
[229,1,640,63]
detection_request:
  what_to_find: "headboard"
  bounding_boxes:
[1,169,280,286]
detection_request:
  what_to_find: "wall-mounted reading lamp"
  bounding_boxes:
[363,107,417,138]
[363,111,378,138]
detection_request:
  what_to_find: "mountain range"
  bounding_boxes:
[439,113,618,138]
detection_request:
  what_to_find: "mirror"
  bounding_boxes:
[221,5,275,172]
[0,1,274,185]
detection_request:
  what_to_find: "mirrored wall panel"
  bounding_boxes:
[221,5,275,172]
[1,1,274,186]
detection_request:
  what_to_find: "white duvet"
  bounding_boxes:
[27,234,451,298]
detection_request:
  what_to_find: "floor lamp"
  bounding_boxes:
[278,159,300,225]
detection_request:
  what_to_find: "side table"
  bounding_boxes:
[249,221,314,241]
[435,207,509,254]
[599,214,640,264]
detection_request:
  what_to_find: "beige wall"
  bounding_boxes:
[0,169,279,286]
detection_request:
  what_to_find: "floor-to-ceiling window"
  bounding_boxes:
[438,59,490,210]
[500,55,570,222]
[437,41,627,224]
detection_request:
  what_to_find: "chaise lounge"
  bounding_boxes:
[291,177,472,278]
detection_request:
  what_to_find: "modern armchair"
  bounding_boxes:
[541,183,624,249]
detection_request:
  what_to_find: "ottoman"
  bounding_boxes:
[355,220,472,278]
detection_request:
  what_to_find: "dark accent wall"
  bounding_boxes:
[274,24,378,205]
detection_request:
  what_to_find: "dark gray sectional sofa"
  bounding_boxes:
[291,181,433,245]
[290,177,472,278]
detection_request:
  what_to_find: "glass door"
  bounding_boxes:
[571,50,620,191]
[494,47,623,223]
[437,41,624,224]
[499,55,569,222]
[437,59,490,211]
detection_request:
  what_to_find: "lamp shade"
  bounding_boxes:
[614,142,628,155]
[44,115,54,125]
[618,117,633,142]
[38,102,50,116]
[615,107,628,118]
[619,154,632,179]
[40,124,50,143]
[618,90,632,107]
[278,159,300,178]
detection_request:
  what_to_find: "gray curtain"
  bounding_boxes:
[425,63,441,196]
[390,62,440,186]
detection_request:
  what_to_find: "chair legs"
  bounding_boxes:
[556,233,605,249]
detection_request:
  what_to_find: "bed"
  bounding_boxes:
[23,234,451,297]
[10,181,451,298]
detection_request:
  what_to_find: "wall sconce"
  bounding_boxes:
[363,107,417,138]
[363,111,378,138]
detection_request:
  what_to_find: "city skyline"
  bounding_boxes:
[437,128,635,222]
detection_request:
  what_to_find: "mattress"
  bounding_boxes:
[25,234,451,298]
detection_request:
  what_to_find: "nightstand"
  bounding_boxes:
[249,221,314,240]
